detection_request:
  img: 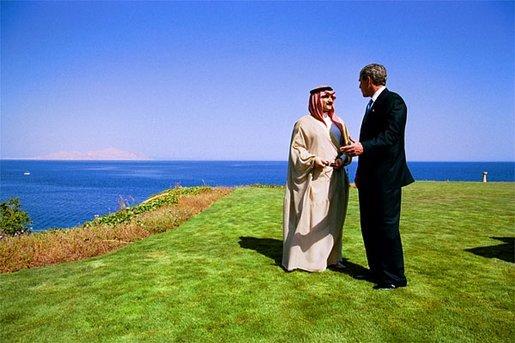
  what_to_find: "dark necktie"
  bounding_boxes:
[360,99,374,141]
[366,99,373,114]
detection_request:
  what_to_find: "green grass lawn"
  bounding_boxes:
[1,182,514,342]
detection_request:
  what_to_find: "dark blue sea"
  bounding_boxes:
[1,160,513,231]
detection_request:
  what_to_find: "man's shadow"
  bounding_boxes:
[239,236,282,265]
[238,236,373,282]
[465,237,514,263]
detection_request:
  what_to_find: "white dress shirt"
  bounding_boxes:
[371,85,386,103]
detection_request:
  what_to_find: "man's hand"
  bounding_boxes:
[341,140,364,157]
[331,158,343,170]
[313,157,330,169]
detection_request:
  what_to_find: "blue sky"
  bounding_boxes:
[1,1,513,161]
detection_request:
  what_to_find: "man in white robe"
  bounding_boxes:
[282,86,352,272]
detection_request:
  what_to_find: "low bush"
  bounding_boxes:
[83,186,210,227]
[0,198,31,237]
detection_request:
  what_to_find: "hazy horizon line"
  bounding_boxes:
[1,159,514,163]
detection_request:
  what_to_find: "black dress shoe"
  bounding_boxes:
[373,282,407,290]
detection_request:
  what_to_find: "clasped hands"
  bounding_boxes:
[313,138,363,170]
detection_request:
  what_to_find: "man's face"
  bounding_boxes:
[320,91,336,113]
[359,76,373,97]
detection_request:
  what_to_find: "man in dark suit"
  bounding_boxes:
[342,63,414,290]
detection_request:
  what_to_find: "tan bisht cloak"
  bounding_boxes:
[282,114,351,272]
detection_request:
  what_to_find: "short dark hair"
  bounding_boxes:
[360,64,387,86]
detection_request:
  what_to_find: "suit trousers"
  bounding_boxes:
[358,187,406,285]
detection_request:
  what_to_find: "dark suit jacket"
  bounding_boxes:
[357,88,414,190]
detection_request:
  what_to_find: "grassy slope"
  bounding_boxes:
[0,187,229,273]
[1,183,513,342]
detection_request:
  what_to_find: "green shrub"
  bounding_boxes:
[83,186,210,227]
[0,198,31,236]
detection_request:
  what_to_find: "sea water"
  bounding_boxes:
[1,160,513,231]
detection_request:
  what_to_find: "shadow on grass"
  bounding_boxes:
[239,236,282,265]
[329,258,374,283]
[238,236,373,282]
[465,237,514,263]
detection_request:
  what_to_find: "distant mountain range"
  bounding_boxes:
[35,147,150,160]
